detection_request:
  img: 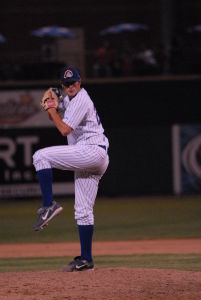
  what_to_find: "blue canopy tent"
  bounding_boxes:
[100,23,149,36]
[31,25,76,38]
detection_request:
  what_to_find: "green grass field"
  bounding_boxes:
[1,254,201,272]
[0,195,201,272]
[1,195,201,243]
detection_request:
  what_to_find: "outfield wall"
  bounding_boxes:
[0,77,200,198]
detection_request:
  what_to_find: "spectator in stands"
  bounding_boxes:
[134,43,158,75]
[121,40,134,76]
[92,41,112,77]
[41,43,57,62]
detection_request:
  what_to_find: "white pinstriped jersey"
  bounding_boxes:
[33,87,109,225]
[61,88,109,148]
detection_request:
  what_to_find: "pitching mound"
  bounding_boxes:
[0,239,201,299]
[0,268,201,300]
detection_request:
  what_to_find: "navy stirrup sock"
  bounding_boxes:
[78,225,94,262]
[37,168,53,207]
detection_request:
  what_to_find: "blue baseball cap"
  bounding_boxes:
[61,67,81,84]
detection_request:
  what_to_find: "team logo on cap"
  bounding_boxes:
[64,70,73,78]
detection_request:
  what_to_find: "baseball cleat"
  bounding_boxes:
[34,201,63,231]
[62,256,94,272]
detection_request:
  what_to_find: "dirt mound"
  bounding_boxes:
[0,268,201,300]
[1,239,201,299]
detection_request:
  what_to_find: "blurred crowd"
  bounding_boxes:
[91,41,160,77]
[0,35,201,81]
[90,36,201,78]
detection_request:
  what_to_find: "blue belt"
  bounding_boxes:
[98,145,106,151]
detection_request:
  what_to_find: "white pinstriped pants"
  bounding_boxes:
[33,144,109,225]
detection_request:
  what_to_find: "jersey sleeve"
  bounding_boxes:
[63,93,88,130]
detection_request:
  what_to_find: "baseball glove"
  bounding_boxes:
[40,87,63,111]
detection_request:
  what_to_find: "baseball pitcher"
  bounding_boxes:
[33,66,109,272]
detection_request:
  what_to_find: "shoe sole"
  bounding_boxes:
[39,206,63,230]
[75,268,94,272]
[62,264,94,272]
[63,267,94,272]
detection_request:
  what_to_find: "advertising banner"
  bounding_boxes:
[0,89,74,199]
[172,124,201,194]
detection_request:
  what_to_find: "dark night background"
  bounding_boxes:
[1,1,201,196]
[1,0,201,78]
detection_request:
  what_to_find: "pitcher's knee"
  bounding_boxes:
[33,149,51,171]
[33,149,44,165]
[33,149,41,163]
[75,210,94,225]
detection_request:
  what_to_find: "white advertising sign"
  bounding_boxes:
[0,89,74,199]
